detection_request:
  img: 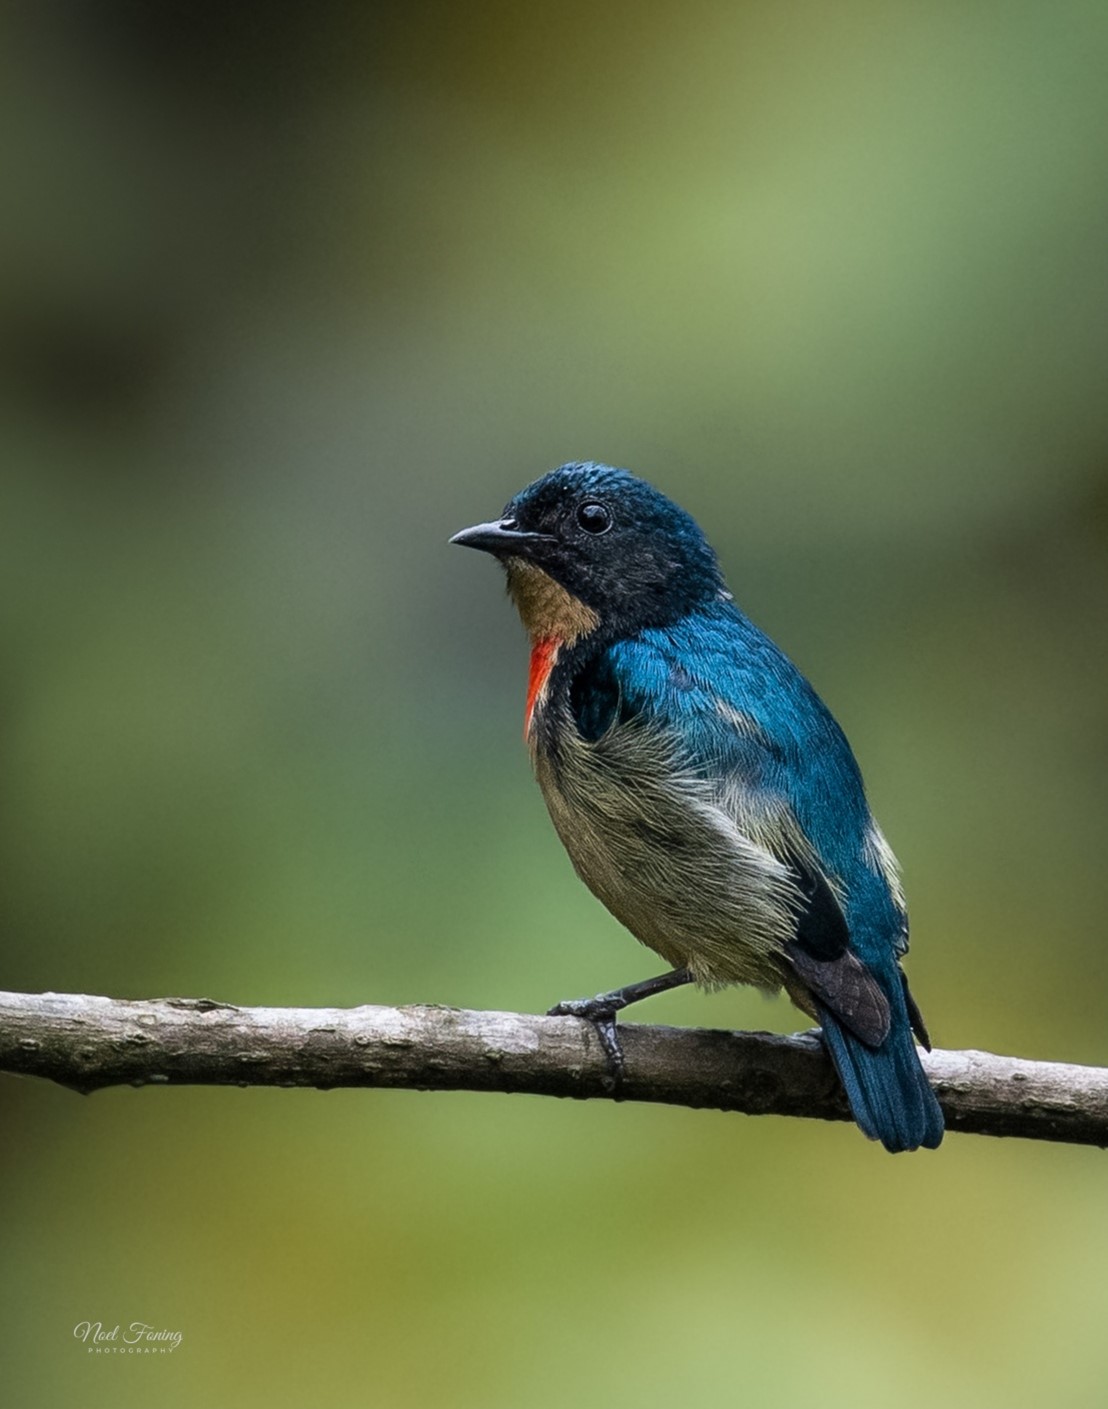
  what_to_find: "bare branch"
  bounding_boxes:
[0,990,1104,1146]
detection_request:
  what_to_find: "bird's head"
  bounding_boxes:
[451,462,726,644]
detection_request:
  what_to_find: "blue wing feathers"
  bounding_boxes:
[600,602,942,1151]
[608,602,875,887]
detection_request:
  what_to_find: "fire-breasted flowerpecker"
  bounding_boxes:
[452,462,942,1152]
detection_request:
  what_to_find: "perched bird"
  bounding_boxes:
[451,462,943,1152]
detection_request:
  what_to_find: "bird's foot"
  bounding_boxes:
[545,971,691,1093]
[546,996,625,1091]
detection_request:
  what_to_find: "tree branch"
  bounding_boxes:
[0,989,1104,1146]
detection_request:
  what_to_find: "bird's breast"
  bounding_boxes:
[529,705,802,988]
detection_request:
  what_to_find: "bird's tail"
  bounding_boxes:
[818,988,944,1153]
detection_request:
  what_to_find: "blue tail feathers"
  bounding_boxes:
[819,1002,944,1153]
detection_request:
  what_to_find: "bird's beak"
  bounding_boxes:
[449,518,552,558]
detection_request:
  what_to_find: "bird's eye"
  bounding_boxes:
[576,501,612,535]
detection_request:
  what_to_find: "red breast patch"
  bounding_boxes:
[525,636,560,736]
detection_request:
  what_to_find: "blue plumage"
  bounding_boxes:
[452,462,943,1152]
[608,606,892,943]
[600,608,941,1150]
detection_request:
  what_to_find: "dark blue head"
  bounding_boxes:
[451,462,725,642]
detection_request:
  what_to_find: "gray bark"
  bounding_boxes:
[0,989,1105,1146]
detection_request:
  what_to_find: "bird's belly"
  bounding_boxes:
[532,727,798,989]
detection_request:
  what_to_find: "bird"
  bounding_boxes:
[450,461,943,1152]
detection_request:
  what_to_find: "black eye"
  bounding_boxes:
[576,501,612,534]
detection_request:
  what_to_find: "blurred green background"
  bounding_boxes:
[2,3,1107,1406]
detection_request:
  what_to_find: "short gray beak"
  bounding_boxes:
[449,518,552,557]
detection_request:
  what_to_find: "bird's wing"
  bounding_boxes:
[780,854,891,1045]
[591,611,906,1046]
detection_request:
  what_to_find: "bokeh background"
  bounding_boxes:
[2,3,1107,1406]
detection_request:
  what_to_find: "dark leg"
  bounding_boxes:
[546,968,693,1085]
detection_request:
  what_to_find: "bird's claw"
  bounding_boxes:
[546,997,626,1091]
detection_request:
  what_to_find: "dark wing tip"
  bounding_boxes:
[786,943,892,1047]
[901,972,933,1051]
